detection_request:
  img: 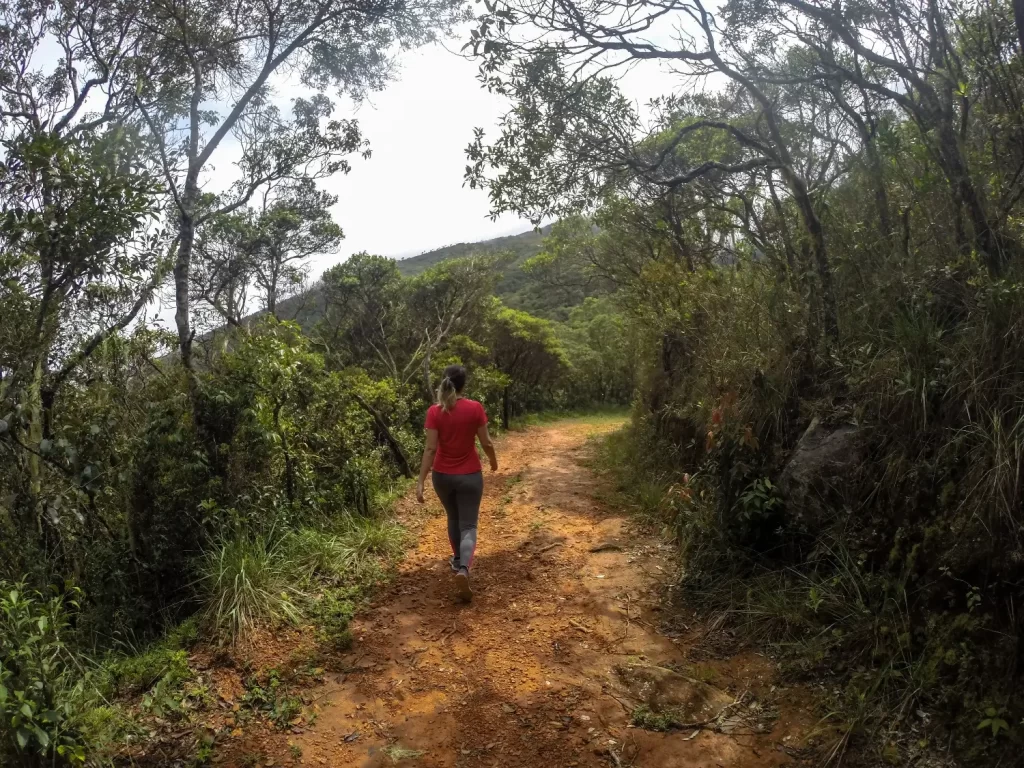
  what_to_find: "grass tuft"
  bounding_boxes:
[383,743,425,762]
[195,532,306,642]
[631,705,681,731]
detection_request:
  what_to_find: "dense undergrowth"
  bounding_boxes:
[590,260,1024,765]
[0,499,408,766]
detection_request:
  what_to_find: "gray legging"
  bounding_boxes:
[431,471,483,571]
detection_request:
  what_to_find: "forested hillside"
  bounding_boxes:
[2,0,1024,764]
[270,224,584,328]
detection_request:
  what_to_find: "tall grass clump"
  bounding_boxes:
[195,533,306,642]
[338,515,406,564]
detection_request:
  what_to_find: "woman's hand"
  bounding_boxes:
[416,480,425,504]
[489,457,498,472]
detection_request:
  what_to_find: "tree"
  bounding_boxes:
[0,0,168,522]
[522,217,606,306]
[129,0,468,371]
[251,180,344,318]
[0,132,164,556]
[557,297,637,405]
[192,180,344,332]
[486,304,566,428]
[0,0,149,143]
[724,0,1021,274]
[320,253,502,398]
[466,0,845,339]
[191,205,257,330]
[319,253,412,379]
[407,257,508,398]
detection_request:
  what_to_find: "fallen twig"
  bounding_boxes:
[569,618,593,633]
[431,621,457,643]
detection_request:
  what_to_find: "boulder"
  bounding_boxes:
[778,416,864,532]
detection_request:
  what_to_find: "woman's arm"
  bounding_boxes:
[416,428,439,503]
[477,424,498,472]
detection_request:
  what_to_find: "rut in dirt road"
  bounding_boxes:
[266,419,814,768]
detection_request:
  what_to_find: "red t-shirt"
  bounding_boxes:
[425,399,488,474]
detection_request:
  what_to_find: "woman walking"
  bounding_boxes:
[416,365,498,602]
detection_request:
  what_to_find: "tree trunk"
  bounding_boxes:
[273,402,295,503]
[1015,0,1024,57]
[863,138,893,245]
[766,174,798,274]
[502,386,510,431]
[26,356,45,538]
[783,170,840,342]
[267,265,278,318]
[901,206,913,263]
[174,207,196,369]
[352,394,414,479]
[935,120,1010,275]
[422,351,434,401]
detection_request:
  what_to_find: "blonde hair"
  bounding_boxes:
[437,377,458,412]
[436,365,467,412]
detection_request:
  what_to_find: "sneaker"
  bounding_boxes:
[448,556,460,573]
[454,568,472,602]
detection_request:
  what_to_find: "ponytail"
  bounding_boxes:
[437,376,458,412]
[436,364,468,412]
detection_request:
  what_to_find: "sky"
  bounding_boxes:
[309,42,531,274]
[275,24,686,280]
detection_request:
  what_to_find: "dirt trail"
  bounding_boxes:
[232,419,814,767]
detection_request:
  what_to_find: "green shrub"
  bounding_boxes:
[107,646,191,697]
[241,669,304,728]
[0,582,91,765]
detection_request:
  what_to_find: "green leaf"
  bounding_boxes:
[34,726,50,747]
[16,728,29,749]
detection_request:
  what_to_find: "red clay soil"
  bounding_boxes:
[217,419,819,768]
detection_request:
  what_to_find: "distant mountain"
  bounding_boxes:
[267,224,589,332]
[393,227,548,278]
[393,225,583,319]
